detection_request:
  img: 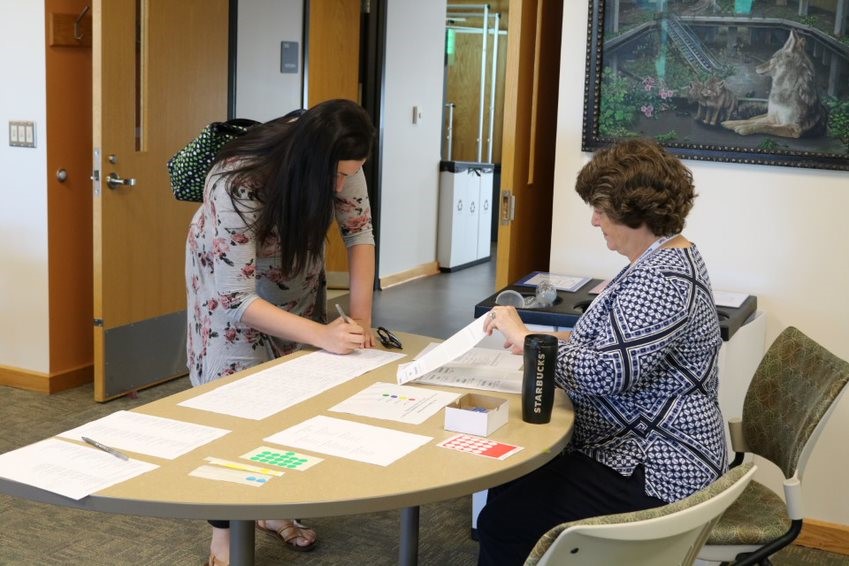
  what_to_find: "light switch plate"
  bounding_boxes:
[9,120,36,148]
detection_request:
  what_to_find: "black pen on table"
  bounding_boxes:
[81,436,129,461]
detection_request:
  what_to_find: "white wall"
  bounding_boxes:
[0,1,50,374]
[378,0,447,278]
[235,0,303,121]
[554,5,849,524]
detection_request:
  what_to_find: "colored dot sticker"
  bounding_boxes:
[240,446,323,471]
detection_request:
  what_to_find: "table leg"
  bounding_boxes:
[400,506,420,566]
[230,519,256,566]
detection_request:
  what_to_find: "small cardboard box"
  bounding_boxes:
[444,393,509,437]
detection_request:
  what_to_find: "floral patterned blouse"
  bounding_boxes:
[185,162,374,386]
[559,245,727,503]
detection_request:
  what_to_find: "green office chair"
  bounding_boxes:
[699,326,849,565]
[524,464,757,566]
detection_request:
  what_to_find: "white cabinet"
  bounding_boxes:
[437,161,494,271]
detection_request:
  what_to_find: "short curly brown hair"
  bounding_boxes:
[575,139,696,236]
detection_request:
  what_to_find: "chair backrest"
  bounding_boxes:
[525,463,757,566]
[741,326,849,479]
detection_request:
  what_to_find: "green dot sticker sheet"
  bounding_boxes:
[240,446,323,471]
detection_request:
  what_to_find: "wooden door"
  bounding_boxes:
[46,0,94,392]
[92,0,228,401]
[495,0,562,288]
[307,0,363,284]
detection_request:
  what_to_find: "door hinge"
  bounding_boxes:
[500,190,516,225]
[93,318,104,327]
[362,0,370,14]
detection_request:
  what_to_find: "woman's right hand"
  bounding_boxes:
[321,316,365,354]
[484,306,530,355]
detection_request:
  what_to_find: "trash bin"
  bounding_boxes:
[437,160,494,272]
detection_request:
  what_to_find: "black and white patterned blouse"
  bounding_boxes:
[558,244,727,502]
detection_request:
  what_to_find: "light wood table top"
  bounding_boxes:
[0,332,574,564]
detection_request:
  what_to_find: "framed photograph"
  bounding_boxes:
[581,0,849,171]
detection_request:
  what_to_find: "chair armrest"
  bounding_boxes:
[728,417,749,453]
[784,477,803,520]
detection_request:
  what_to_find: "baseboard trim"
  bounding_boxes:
[797,518,849,556]
[380,261,440,289]
[0,363,93,394]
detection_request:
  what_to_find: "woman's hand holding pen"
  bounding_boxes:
[326,304,374,353]
[324,316,365,354]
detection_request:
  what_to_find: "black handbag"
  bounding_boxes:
[166,118,259,202]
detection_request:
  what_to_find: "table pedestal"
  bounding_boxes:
[400,506,420,565]
[231,519,256,566]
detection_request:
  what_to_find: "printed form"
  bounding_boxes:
[329,382,460,425]
[265,415,432,467]
[0,438,158,500]
[179,349,405,420]
[59,410,230,460]
[396,315,489,384]
[412,346,524,393]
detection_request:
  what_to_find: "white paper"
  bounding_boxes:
[0,438,158,500]
[58,410,230,460]
[413,346,524,393]
[396,315,488,384]
[180,349,406,420]
[329,382,460,424]
[264,415,432,466]
[189,464,272,487]
[523,272,590,292]
[714,290,748,308]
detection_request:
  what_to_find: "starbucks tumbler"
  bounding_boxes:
[521,334,557,423]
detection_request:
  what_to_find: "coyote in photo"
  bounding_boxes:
[722,30,827,138]
[688,77,738,126]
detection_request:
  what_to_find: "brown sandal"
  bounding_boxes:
[256,519,317,552]
[204,553,228,566]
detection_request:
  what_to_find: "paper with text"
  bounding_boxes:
[0,438,158,500]
[179,349,406,420]
[714,290,748,308]
[396,315,488,384]
[519,272,590,292]
[413,346,524,393]
[264,415,432,466]
[58,410,230,460]
[329,382,460,424]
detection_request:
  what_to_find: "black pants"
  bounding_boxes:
[476,451,665,566]
[208,520,230,529]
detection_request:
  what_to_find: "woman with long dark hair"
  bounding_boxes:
[185,99,377,565]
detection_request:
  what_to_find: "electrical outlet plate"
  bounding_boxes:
[9,121,36,148]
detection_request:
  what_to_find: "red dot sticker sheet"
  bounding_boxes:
[436,434,524,460]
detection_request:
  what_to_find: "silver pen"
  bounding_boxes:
[81,436,129,461]
[335,303,353,323]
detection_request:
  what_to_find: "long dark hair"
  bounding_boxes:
[214,99,375,277]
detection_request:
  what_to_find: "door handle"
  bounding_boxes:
[106,172,137,189]
[500,190,515,225]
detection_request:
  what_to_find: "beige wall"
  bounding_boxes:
[553,5,849,524]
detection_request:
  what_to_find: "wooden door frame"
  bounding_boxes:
[495,0,560,289]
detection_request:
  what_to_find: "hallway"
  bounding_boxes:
[334,254,498,341]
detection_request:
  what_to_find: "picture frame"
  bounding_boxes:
[581,0,849,171]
